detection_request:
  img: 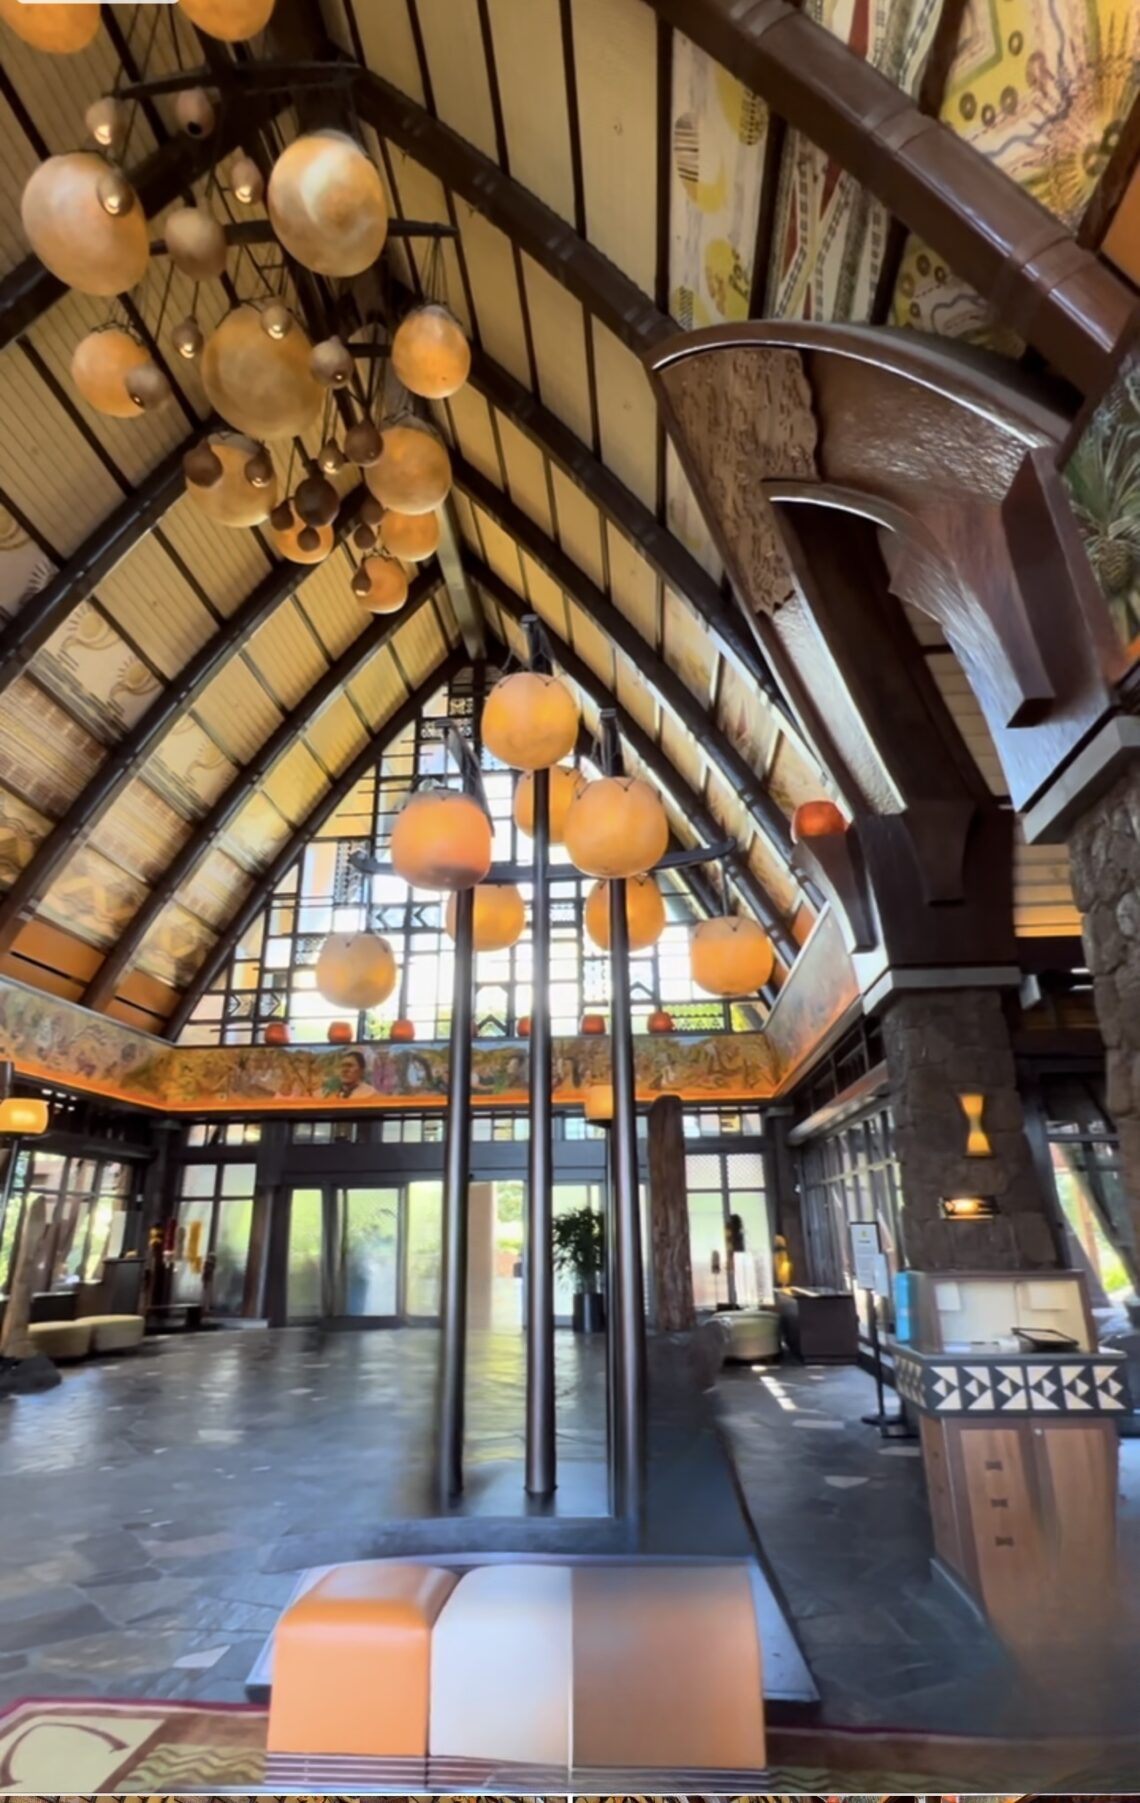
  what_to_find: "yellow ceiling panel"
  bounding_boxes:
[391,603,447,692]
[662,587,717,705]
[246,599,327,711]
[660,711,704,799]
[97,534,217,679]
[90,778,193,884]
[767,732,830,819]
[665,439,722,582]
[193,659,283,766]
[0,19,144,160]
[926,650,1008,799]
[550,470,605,593]
[1013,835,1080,937]
[160,493,273,618]
[615,656,659,741]
[496,412,554,538]
[471,504,525,593]
[591,320,660,513]
[0,782,50,887]
[519,551,570,642]
[0,93,40,281]
[180,847,253,933]
[339,0,425,102]
[479,585,505,648]
[499,609,529,666]
[348,643,407,731]
[703,767,750,845]
[451,490,483,560]
[304,692,370,777]
[32,600,161,743]
[485,0,576,224]
[745,827,802,921]
[137,901,217,990]
[455,201,531,386]
[521,255,594,447]
[566,602,614,690]
[444,384,502,483]
[293,553,365,661]
[571,0,658,295]
[416,0,499,159]
[717,659,779,779]
[606,525,660,650]
[0,345,123,556]
[220,791,293,873]
[262,742,327,827]
[144,716,237,821]
[26,292,187,487]
[0,675,103,819]
[382,147,471,333]
[39,844,146,951]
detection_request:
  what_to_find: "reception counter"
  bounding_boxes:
[894,1339,1128,1648]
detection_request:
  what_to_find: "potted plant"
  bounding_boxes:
[553,1204,605,1332]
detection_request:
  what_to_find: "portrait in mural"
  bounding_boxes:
[1064,357,1140,656]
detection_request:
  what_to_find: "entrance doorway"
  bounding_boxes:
[286,1182,442,1323]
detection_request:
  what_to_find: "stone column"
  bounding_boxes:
[881,988,1063,1272]
[646,1096,694,1332]
[1069,762,1140,1254]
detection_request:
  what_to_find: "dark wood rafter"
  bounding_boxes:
[0,421,216,697]
[0,491,365,963]
[645,0,1136,392]
[81,569,443,1014]
[1079,87,1140,252]
[870,0,970,326]
[453,453,803,924]
[475,556,787,988]
[443,328,788,713]
[164,647,467,1041]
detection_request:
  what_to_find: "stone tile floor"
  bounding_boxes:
[0,1325,605,1708]
[717,1359,1140,1746]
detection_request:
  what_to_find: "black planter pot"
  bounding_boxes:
[572,1290,606,1333]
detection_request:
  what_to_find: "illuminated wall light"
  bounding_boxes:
[958,1091,992,1156]
[941,1195,998,1221]
[0,1097,49,1135]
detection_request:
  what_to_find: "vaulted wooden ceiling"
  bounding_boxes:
[0,0,1135,1037]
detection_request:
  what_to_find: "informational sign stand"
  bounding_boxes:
[849,1221,909,1439]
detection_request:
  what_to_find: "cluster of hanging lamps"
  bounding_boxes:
[270,506,334,565]
[445,884,525,953]
[315,932,397,1011]
[391,788,493,892]
[184,433,277,528]
[584,875,665,952]
[513,764,585,841]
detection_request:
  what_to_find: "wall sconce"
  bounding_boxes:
[0,1096,48,1135]
[941,1195,998,1221]
[958,1092,992,1156]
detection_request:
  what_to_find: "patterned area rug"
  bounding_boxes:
[1,1696,1137,1794]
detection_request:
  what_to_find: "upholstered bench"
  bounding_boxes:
[27,1319,93,1362]
[81,1313,145,1353]
[267,1561,457,1771]
[720,1307,782,1364]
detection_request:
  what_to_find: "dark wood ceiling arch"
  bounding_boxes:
[80,568,444,1016]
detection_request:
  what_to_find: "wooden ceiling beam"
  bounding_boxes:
[164,646,467,1040]
[475,557,784,987]
[645,0,1135,393]
[454,453,804,944]
[0,491,364,965]
[81,568,443,1015]
[0,420,216,698]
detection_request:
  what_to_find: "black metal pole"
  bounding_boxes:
[525,754,556,1496]
[438,883,475,1505]
[602,712,647,1523]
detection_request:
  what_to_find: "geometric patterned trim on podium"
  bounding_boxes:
[893,1348,1130,1416]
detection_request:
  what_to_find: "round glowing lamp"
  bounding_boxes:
[316,931,397,1010]
[513,764,585,842]
[482,671,578,771]
[390,1018,416,1043]
[584,874,665,952]
[391,303,471,399]
[445,883,525,952]
[0,1097,48,1135]
[690,916,774,997]
[564,776,669,879]
[791,798,847,842]
[263,1021,291,1046]
[390,788,492,892]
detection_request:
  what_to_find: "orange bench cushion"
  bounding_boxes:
[268,1562,457,1758]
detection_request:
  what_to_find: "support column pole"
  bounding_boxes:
[524,618,556,1498]
[438,883,474,1504]
[601,711,647,1522]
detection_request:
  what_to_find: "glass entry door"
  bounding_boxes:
[285,1182,434,1323]
[332,1187,399,1317]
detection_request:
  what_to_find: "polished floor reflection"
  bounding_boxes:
[0,1326,605,1706]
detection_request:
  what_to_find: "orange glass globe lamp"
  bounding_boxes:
[365,421,452,515]
[380,509,440,563]
[445,883,526,952]
[22,153,149,295]
[327,1020,353,1045]
[0,0,99,51]
[354,555,408,614]
[584,874,665,952]
[71,327,150,418]
[200,303,323,440]
[177,0,276,41]
[264,1020,291,1046]
[517,1016,531,1038]
[690,916,774,997]
[390,1018,416,1043]
[390,788,493,891]
[315,932,397,1010]
[513,764,586,843]
[268,131,388,277]
[584,1083,614,1125]
[791,798,847,841]
[580,1013,607,1036]
[564,776,669,879]
[391,303,471,400]
[482,671,578,772]
[647,1009,674,1034]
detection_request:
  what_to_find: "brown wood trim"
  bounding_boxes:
[646,0,1137,393]
[1079,89,1140,253]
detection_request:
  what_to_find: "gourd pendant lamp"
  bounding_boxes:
[482,669,579,771]
[391,787,492,892]
[690,915,774,997]
[564,775,669,880]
